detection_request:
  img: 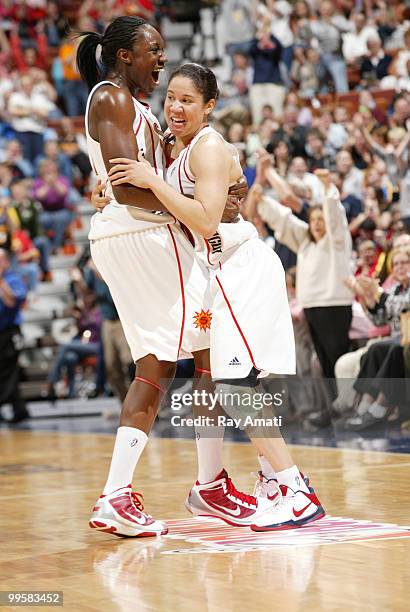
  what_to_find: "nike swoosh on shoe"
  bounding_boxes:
[293,501,313,518]
[208,503,242,517]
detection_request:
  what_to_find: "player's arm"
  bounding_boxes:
[109,136,232,238]
[94,87,168,211]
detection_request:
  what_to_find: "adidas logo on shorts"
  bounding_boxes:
[229,357,241,366]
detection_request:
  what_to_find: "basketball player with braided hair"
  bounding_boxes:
[78,17,275,537]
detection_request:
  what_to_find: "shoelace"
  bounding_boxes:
[131,491,145,512]
[226,477,257,506]
[251,471,270,497]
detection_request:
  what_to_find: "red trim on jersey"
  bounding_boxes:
[183,150,195,184]
[134,376,164,394]
[134,112,143,137]
[205,239,213,266]
[167,224,185,358]
[178,148,188,195]
[141,112,159,175]
[215,275,257,369]
[165,154,175,169]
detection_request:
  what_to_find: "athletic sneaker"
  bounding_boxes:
[89,485,168,537]
[185,469,274,526]
[251,483,325,531]
[252,471,281,503]
[253,471,312,501]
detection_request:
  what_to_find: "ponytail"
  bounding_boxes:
[76,31,104,91]
[76,17,148,92]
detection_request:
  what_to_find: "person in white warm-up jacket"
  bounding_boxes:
[247,165,353,394]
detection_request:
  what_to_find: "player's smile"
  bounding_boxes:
[164,75,215,144]
[131,26,166,95]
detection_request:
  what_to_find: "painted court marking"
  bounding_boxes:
[162,516,410,554]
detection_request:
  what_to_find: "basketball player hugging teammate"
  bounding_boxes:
[80,16,325,536]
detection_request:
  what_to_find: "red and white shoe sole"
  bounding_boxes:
[250,508,326,532]
[185,498,259,527]
[89,519,168,537]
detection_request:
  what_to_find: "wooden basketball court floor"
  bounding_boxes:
[1,428,410,612]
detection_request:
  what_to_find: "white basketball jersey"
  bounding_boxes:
[85,80,174,240]
[166,126,257,268]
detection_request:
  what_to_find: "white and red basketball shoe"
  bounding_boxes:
[252,472,312,503]
[252,471,281,503]
[89,485,168,537]
[185,469,274,526]
[251,483,325,531]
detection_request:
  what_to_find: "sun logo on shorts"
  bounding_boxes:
[193,309,212,332]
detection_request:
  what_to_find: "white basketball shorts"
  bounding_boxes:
[209,238,296,379]
[90,224,209,363]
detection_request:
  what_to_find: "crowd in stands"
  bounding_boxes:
[219,0,410,431]
[0,1,409,431]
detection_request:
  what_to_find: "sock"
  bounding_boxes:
[102,426,148,494]
[258,455,276,480]
[195,426,225,483]
[369,402,387,418]
[276,465,310,493]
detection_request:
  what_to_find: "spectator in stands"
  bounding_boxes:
[0,195,18,252]
[270,1,294,72]
[305,129,332,172]
[311,1,350,93]
[355,240,379,277]
[10,178,51,282]
[343,11,379,66]
[11,227,40,295]
[374,3,396,46]
[0,139,33,178]
[43,1,69,48]
[9,19,47,71]
[267,138,289,177]
[32,160,72,253]
[291,0,313,49]
[59,30,88,116]
[343,247,410,429]
[389,96,410,129]
[249,22,285,122]
[46,290,102,399]
[360,37,393,87]
[336,150,364,199]
[329,171,363,223]
[35,139,73,182]
[392,28,410,79]
[0,164,13,197]
[0,248,29,423]
[83,261,133,402]
[7,74,51,163]
[268,104,307,157]
[288,156,323,203]
[361,122,410,187]
[290,47,321,99]
[59,117,92,194]
[221,0,255,58]
[316,107,348,153]
[30,67,62,119]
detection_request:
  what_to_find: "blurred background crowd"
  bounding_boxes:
[0,0,409,434]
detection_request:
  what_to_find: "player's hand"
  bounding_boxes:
[314,169,331,193]
[221,196,240,223]
[255,148,273,184]
[109,155,155,189]
[91,180,110,212]
[228,175,248,201]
